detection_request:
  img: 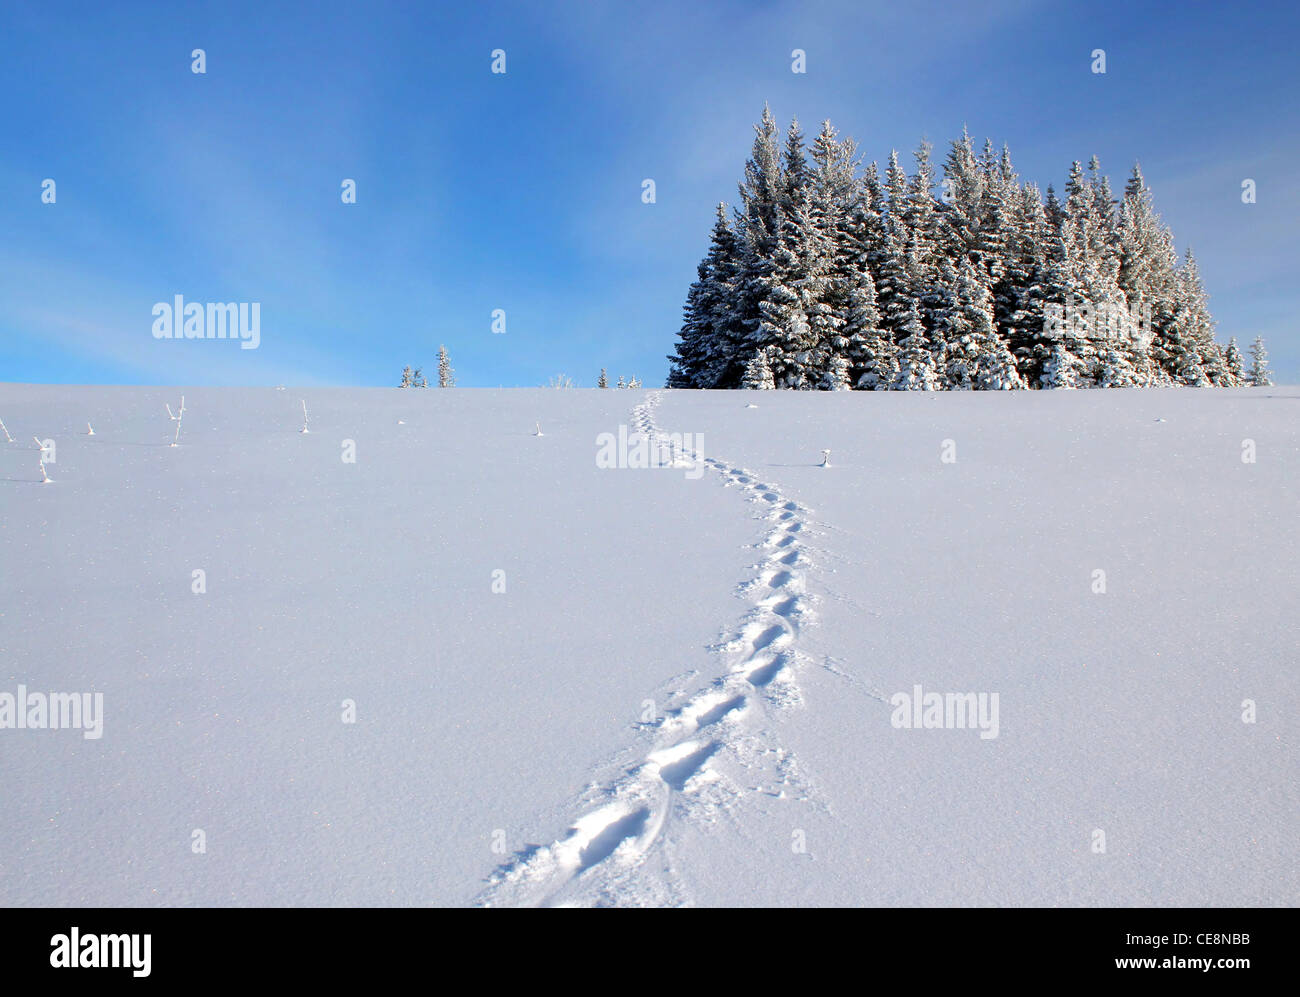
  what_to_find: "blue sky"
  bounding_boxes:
[1,0,1296,386]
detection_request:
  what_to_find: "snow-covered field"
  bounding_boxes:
[0,383,1296,907]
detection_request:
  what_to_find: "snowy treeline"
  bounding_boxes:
[668,107,1271,391]
[597,370,642,388]
[399,346,455,387]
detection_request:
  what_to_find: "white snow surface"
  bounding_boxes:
[0,383,1296,907]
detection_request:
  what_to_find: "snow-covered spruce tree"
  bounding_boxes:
[1151,253,1215,387]
[1042,170,1108,391]
[668,141,753,388]
[1040,338,1086,389]
[1084,156,1119,265]
[1002,183,1055,384]
[740,105,785,250]
[1178,249,1230,385]
[1117,166,1165,301]
[1248,336,1273,386]
[1044,184,1066,232]
[412,367,427,388]
[1045,158,1133,387]
[985,148,1037,384]
[964,264,1023,390]
[857,162,895,297]
[902,142,942,337]
[750,119,845,390]
[938,129,982,267]
[667,204,743,387]
[1091,242,1151,390]
[984,143,1018,285]
[809,119,880,389]
[753,186,831,388]
[938,131,1013,295]
[1096,339,1141,388]
[821,354,852,390]
[841,161,899,389]
[1094,256,1151,388]
[742,347,776,389]
[722,105,786,389]
[874,150,916,334]
[844,266,894,389]
[1116,164,1185,384]
[807,127,851,293]
[752,243,814,388]
[1224,338,1245,383]
[781,116,809,218]
[667,260,710,388]
[933,137,1000,388]
[1045,215,1102,386]
[1079,163,1137,386]
[1163,308,1208,386]
[933,259,975,389]
[598,368,608,388]
[437,346,455,387]
[903,142,940,265]
[399,365,414,388]
[931,258,1020,390]
[891,301,940,390]
[874,143,949,381]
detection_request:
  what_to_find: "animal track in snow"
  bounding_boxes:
[476,391,821,907]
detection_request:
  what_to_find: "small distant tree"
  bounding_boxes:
[616,375,626,389]
[1248,336,1273,387]
[438,346,455,387]
[628,376,641,388]
[598,369,608,388]
[399,365,414,388]
[412,367,427,388]
[1224,337,1245,384]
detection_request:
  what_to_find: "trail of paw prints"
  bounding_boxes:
[476,391,822,907]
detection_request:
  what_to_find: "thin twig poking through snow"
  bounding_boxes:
[170,399,184,447]
[820,449,831,468]
[0,417,13,443]
[534,422,543,437]
[33,437,51,483]
[300,399,310,434]
[86,422,95,436]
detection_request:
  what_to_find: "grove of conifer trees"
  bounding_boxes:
[668,107,1267,391]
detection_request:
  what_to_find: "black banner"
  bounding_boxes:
[0,908,1274,984]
